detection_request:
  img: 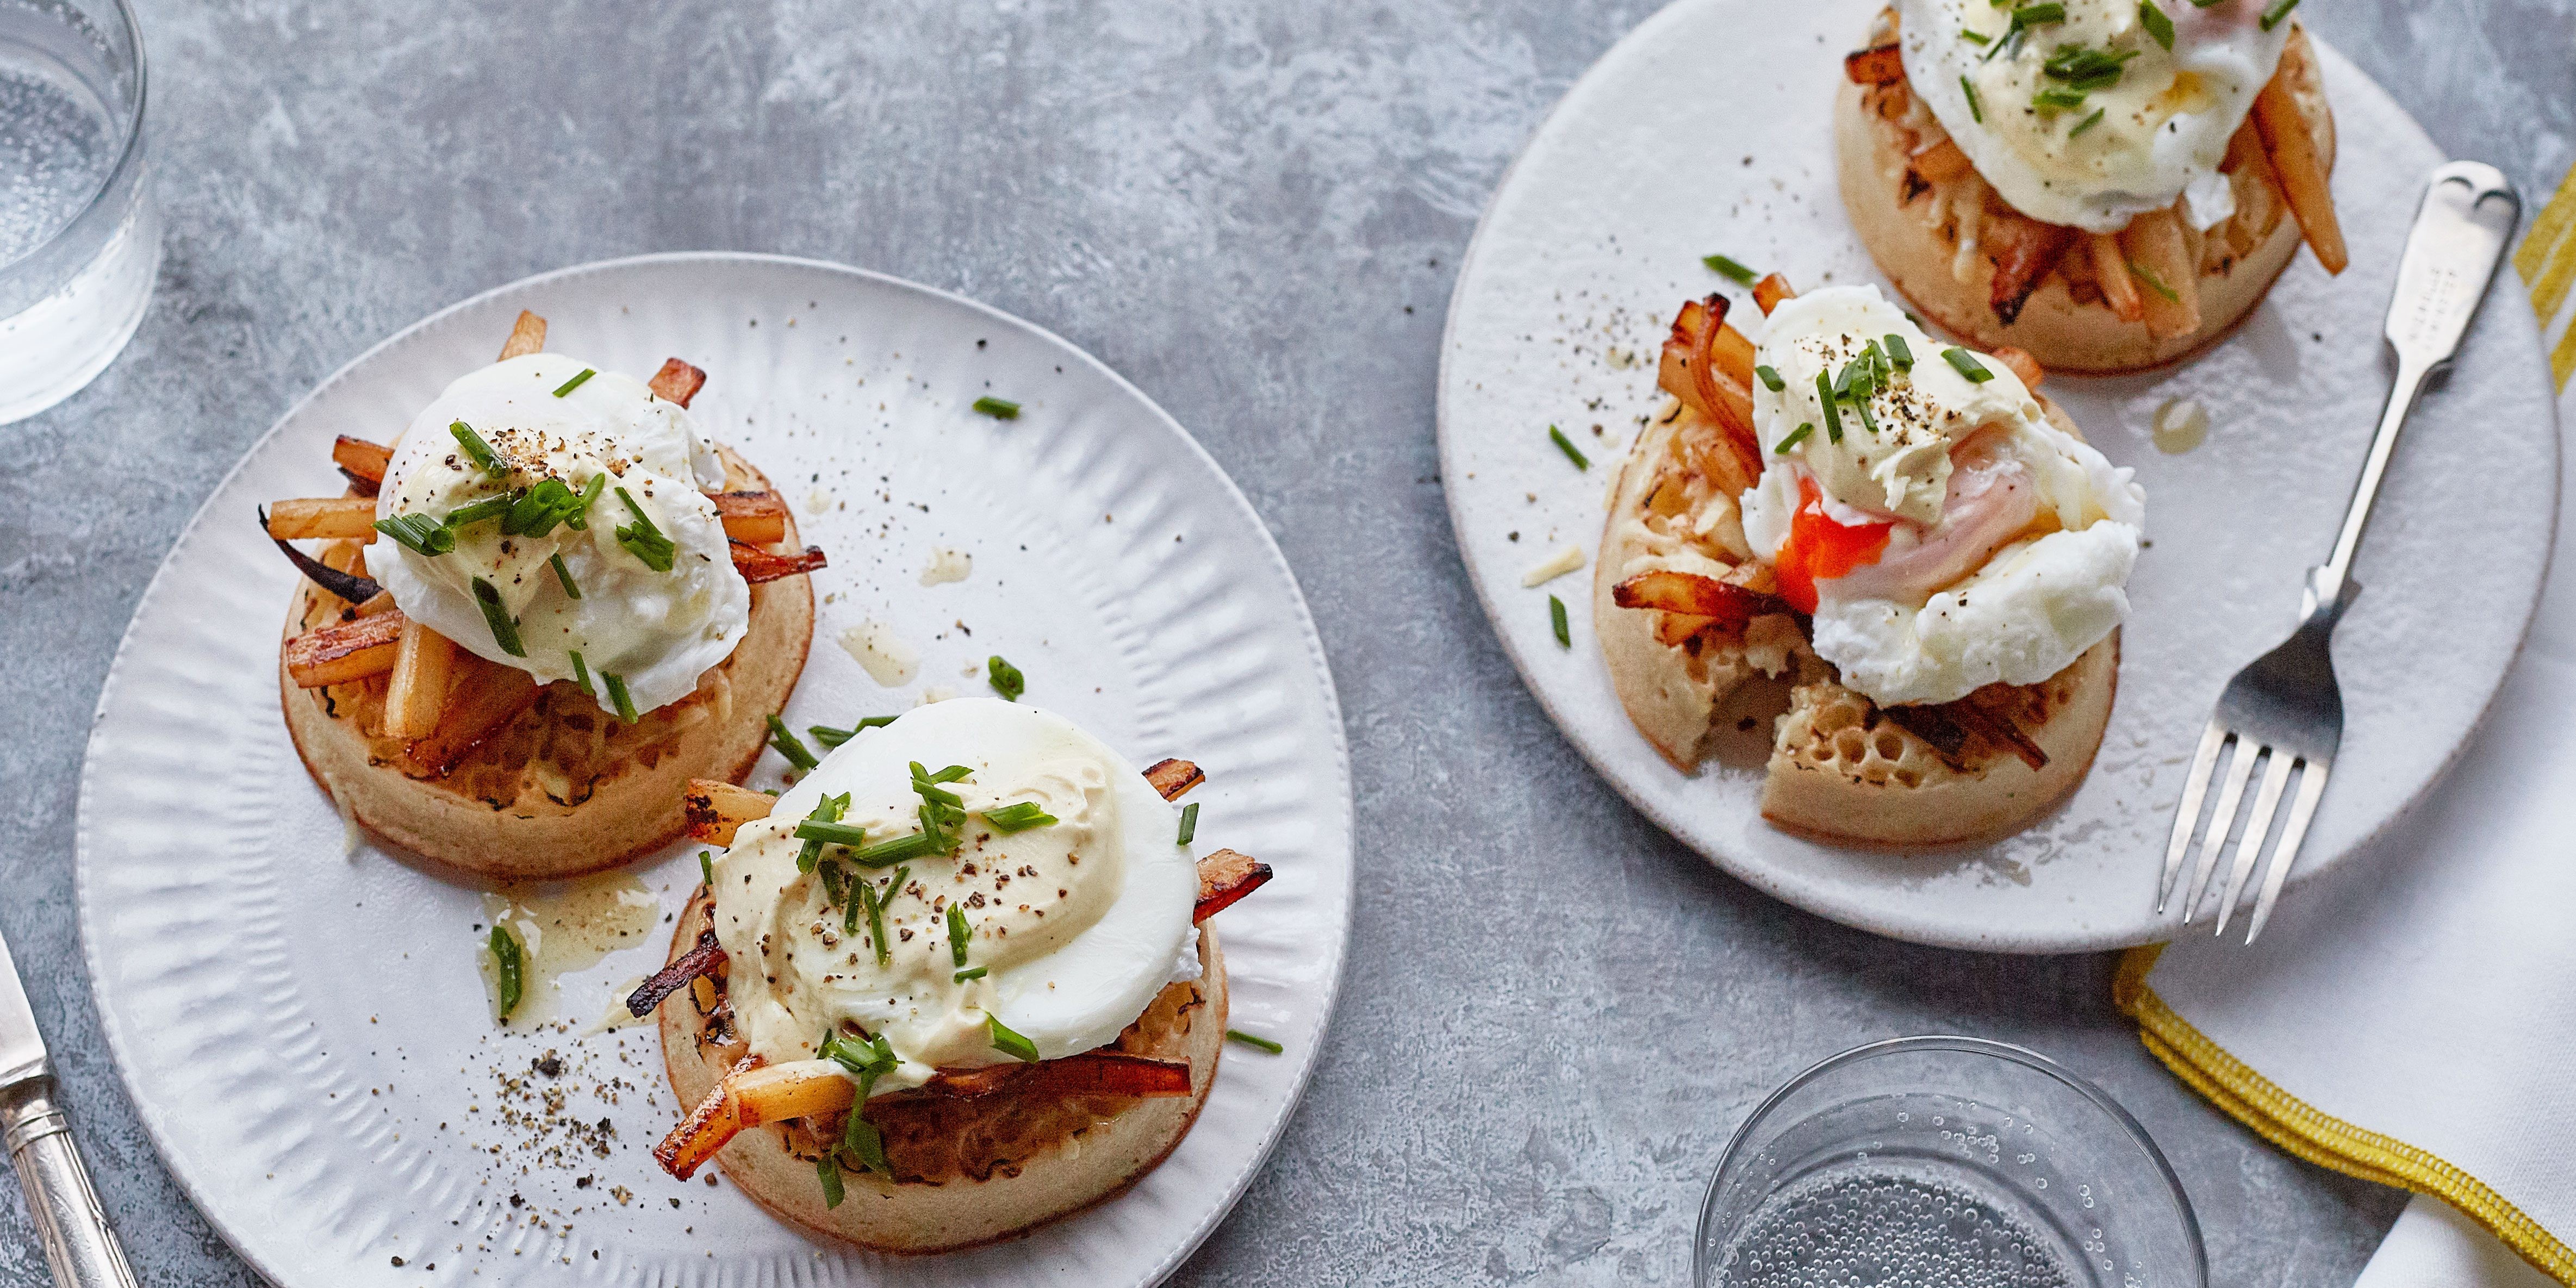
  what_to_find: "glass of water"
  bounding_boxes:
[0,0,154,424]
[1697,1036,2205,1288]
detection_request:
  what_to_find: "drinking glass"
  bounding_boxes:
[0,0,154,424]
[1697,1036,2206,1288]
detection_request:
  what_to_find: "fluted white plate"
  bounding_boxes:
[77,254,1352,1286]
[1439,0,2559,952]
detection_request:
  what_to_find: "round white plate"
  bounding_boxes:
[77,254,1353,1286]
[1439,0,2559,952]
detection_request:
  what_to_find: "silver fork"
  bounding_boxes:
[2156,161,2521,944]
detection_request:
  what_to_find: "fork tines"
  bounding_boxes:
[2157,719,2332,943]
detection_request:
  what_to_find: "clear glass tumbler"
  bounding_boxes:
[1697,1036,2206,1288]
[0,0,155,424]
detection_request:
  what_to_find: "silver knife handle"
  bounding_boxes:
[2312,161,2521,606]
[3,1080,138,1288]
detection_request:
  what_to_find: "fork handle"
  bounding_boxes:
[2307,352,2431,617]
[2310,161,2519,614]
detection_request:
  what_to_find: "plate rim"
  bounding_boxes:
[1433,1,2561,953]
[74,250,1357,1286]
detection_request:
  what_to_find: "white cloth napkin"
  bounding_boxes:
[2357,1197,2554,1288]
[2126,192,2576,1285]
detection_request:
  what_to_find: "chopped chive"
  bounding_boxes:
[469,576,526,657]
[842,1111,891,1177]
[954,966,987,982]
[795,793,851,873]
[2126,259,2181,302]
[2138,0,2174,49]
[850,830,940,866]
[488,925,524,1021]
[810,716,895,748]
[918,763,972,785]
[699,850,714,888]
[450,421,505,476]
[947,904,972,968]
[2033,85,2087,111]
[972,395,1021,419]
[835,862,863,931]
[981,801,1058,833]
[602,671,638,723]
[1962,76,1984,123]
[372,513,455,557]
[2258,0,2296,28]
[816,1154,845,1208]
[443,491,518,529]
[1884,334,1914,369]
[502,478,574,537]
[1960,29,1990,43]
[1550,594,1570,648]
[551,368,596,397]
[2069,108,2105,137]
[563,474,607,532]
[767,715,819,771]
[823,859,853,914]
[569,650,594,696]
[820,1029,896,1083]
[1753,364,1786,391]
[549,552,580,599]
[2009,2,2064,26]
[1548,424,1590,470]
[1177,801,1200,845]
[1774,423,1814,453]
[1226,1029,1285,1054]
[1855,399,1881,437]
[986,1012,1040,1063]
[793,819,872,848]
[2042,45,2138,90]
[1942,347,1996,382]
[1815,372,1844,443]
[1701,253,1757,285]
[986,655,1025,701]
[611,487,676,572]
[857,866,904,965]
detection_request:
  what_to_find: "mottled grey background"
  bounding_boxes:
[1,1,2568,1284]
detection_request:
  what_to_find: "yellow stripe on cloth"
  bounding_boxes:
[2513,159,2576,283]
[2519,159,2576,391]
[2114,946,2576,1285]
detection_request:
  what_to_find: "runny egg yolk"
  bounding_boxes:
[1774,477,1893,615]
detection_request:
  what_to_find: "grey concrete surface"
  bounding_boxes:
[1,1,2568,1283]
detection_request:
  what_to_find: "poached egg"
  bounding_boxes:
[711,699,1199,1097]
[1901,0,2293,232]
[1740,286,2144,706]
[374,354,748,714]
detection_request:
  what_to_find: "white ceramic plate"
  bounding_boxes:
[1439,0,2559,952]
[77,254,1353,1286]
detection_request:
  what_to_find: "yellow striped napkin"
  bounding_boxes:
[2116,158,2576,1287]
[2524,161,2576,393]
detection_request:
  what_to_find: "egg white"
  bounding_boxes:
[1901,0,2291,232]
[714,699,1199,1093]
[375,353,747,712]
[1743,286,2145,706]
